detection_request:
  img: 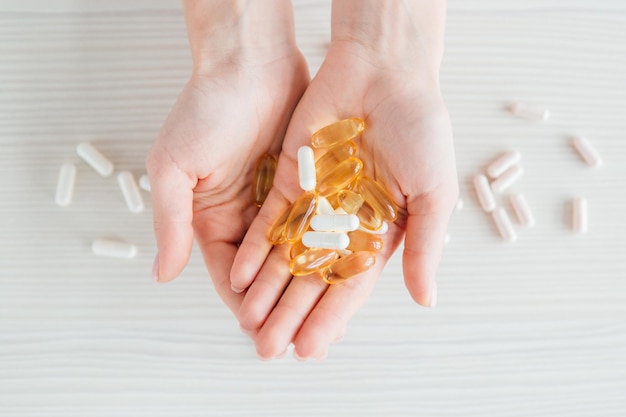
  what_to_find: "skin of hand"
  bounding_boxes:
[230,0,458,360]
[146,0,309,317]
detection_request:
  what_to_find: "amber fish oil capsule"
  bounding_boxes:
[322,251,376,285]
[311,117,365,148]
[76,142,114,177]
[55,163,76,207]
[252,154,277,206]
[487,150,521,179]
[347,230,384,252]
[473,174,496,212]
[269,205,292,244]
[337,190,364,214]
[357,176,398,221]
[317,157,363,196]
[310,214,360,232]
[289,248,338,276]
[572,136,603,168]
[302,231,350,250]
[284,192,318,242]
[117,171,144,213]
[92,239,137,259]
[314,141,356,175]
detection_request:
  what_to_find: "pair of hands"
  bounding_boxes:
[146,34,458,360]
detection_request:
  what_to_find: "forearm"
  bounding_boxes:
[331,0,447,76]
[182,0,299,73]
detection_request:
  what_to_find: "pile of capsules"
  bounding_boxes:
[252,117,398,285]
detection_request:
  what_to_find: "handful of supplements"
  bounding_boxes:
[252,118,398,285]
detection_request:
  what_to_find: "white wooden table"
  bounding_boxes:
[1,1,625,416]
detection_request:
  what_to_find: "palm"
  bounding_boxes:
[232,46,458,359]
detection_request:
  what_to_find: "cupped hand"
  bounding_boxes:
[231,42,459,359]
[146,53,309,315]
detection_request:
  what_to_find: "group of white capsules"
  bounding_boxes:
[55,142,151,258]
[253,118,398,284]
[471,102,603,242]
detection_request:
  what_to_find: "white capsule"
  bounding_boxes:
[487,150,521,179]
[509,102,550,121]
[572,197,588,234]
[491,164,524,194]
[473,174,496,213]
[92,239,137,259]
[316,196,335,216]
[359,221,389,235]
[492,207,517,242]
[138,174,151,192]
[509,192,535,228]
[297,146,316,191]
[117,171,144,213]
[55,163,76,207]
[76,142,114,177]
[571,136,602,168]
[302,231,349,250]
[311,214,360,232]
[454,198,464,212]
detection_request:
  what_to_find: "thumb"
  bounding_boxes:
[146,148,196,283]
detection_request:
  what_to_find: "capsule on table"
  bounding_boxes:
[317,157,363,196]
[269,204,292,244]
[284,192,318,242]
[311,117,365,148]
[347,230,384,252]
[76,142,114,177]
[315,141,357,176]
[356,176,399,221]
[322,251,376,285]
[289,248,339,276]
[252,153,277,207]
[290,239,308,259]
[117,171,144,214]
[55,163,76,207]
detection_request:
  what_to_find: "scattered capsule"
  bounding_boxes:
[302,231,350,250]
[316,196,336,216]
[284,192,318,242]
[508,102,550,121]
[311,214,360,232]
[322,251,376,285]
[117,171,144,213]
[473,174,496,213]
[571,136,603,168]
[269,205,292,244]
[297,146,317,191]
[487,150,521,179]
[357,176,398,221]
[290,239,308,259]
[315,141,357,175]
[492,207,517,242]
[311,117,365,148]
[509,192,535,228]
[55,163,76,207]
[138,174,151,192]
[490,164,523,194]
[252,153,277,207]
[76,142,114,177]
[572,197,588,234]
[91,239,137,259]
[289,248,339,276]
[347,230,383,252]
[317,156,363,196]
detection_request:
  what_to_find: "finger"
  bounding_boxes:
[254,274,328,360]
[237,243,293,332]
[146,148,196,283]
[402,187,456,307]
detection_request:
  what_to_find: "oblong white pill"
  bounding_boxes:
[509,192,535,228]
[316,196,335,216]
[473,174,496,213]
[509,103,550,121]
[117,171,144,213]
[492,207,517,242]
[491,164,524,194]
[91,239,137,259]
[311,214,360,232]
[487,150,521,179]
[138,174,151,192]
[572,136,603,168]
[76,142,114,177]
[55,163,76,207]
[302,231,349,250]
[359,221,389,235]
[297,146,316,191]
[572,197,588,234]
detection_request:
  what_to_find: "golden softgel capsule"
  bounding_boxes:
[289,248,338,276]
[322,251,376,284]
[315,141,357,176]
[338,190,382,231]
[311,118,365,148]
[356,176,398,222]
[252,154,277,207]
[269,205,292,244]
[284,192,318,242]
[347,230,384,252]
[317,157,363,196]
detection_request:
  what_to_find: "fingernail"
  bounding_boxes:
[429,282,438,308]
[231,284,244,294]
[275,349,288,360]
[152,253,160,282]
[293,351,307,362]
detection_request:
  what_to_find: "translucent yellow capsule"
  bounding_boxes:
[284,192,318,242]
[315,141,357,177]
[357,176,399,221]
[322,251,376,284]
[338,190,382,231]
[317,157,363,196]
[252,153,277,207]
[289,248,338,276]
[290,239,308,259]
[311,118,365,148]
[347,230,384,252]
[269,205,292,244]
[337,189,364,214]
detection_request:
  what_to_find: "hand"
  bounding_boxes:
[231,2,458,359]
[146,0,309,317]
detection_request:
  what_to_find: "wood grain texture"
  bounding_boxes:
[1,1,625,416]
